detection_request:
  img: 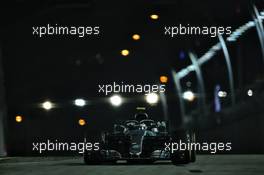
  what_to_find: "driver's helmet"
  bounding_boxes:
[134,112,148,121]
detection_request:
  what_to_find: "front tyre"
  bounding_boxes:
[171,149,190,165]
[170,130,191,165]
[84,151,102,165]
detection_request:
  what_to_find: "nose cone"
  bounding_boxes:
[129,130,146,156]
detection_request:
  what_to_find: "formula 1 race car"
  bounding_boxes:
[84,112,196,165]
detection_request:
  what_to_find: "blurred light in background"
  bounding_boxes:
[146,93,159,104]
[160,76,168,83]
[78,119,86,126]
[74,98,86,107]
[132,34,140,41]
[183,91,195,102]
[150,14,159,20]
[42,101,53,110]
[214,85,222,112]
[110,95,123,107]
[218,91,227,98]
[247,89,253,97]
[15,115,23,123]
[121,49,130,56]
[136,107,146,111]
[179,51,186,60]
[186,81,192,87]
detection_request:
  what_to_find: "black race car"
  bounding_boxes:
[84,112,196,165]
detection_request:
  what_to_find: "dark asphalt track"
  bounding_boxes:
[0,155,264,175]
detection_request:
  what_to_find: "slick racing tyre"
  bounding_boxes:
[170,130,191,165]
[84,151,102,165]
